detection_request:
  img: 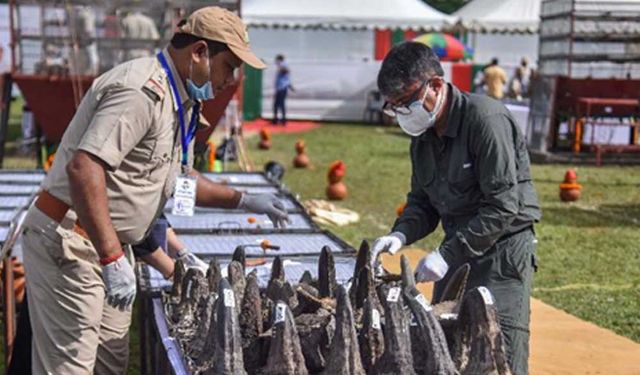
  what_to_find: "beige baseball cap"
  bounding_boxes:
[179,6,266,69]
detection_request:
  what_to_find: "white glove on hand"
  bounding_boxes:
[371,232,406,273]
[238,193,289,228]
[101,254,137,310]
[415,248,449,283]
[177,248,208,272]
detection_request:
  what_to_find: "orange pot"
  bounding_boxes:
[559,182,582,202]
[259,139,271,150]
[293,153,309,168]
[560,187,581,202]
[326,181,348,200]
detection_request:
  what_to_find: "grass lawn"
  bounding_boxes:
[1,120,638,374]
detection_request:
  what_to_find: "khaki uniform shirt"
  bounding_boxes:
[392,84,541,265]
[483,65,508,100]
[42,49,195,244]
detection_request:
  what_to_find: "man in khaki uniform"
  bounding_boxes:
[22,7,285,374]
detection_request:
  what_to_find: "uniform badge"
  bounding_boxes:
[141,71,166,101]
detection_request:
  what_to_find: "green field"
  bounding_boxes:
[1,119,638,374]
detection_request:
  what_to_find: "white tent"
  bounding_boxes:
[242,0,456,122]
[454,0,541,34]
[453,0,541,64]
[243,0,456,31]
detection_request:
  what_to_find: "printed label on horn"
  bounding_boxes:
[223,289,235,308]
[371,308,381,330]
[387,287,401,302]
[415,293,432,312]
[478,286,494,305]
[185,280,193,298]
[275,303,287,324]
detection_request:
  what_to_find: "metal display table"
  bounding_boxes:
[0,170,44,367]
[166,212,317,232]
[0,171,46,184]
[177,231,353,258]
[0,184,40,196]
[200,172,277,186]
[0,196,33,209]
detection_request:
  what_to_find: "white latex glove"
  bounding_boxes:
[371,232,406,274]
[177,248,208,272]
[238,193,290,228]
[101,253,137,310]
[415,248,449,283]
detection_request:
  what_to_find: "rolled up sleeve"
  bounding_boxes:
[77,85,153,170]
[440,114,520,262]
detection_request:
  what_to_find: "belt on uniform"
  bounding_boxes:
[34,190,90,240]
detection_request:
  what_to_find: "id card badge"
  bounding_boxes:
[172,175,197,217]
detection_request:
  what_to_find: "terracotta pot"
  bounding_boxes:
[560,188,581,202]
[293,140,310,168]
[259,139,271,150]
[327,182,348,200]
[293,153,309,168]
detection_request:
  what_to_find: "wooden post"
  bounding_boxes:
[3,256,16,367]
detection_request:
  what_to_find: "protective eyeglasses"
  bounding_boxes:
[382,79,432,118]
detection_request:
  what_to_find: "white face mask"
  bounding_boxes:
[396,82,445,137]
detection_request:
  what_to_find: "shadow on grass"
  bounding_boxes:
[542,204,640,227]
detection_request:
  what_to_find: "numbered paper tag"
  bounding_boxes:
[386,287,401,302]
[172,175,197,217]
[223,289,235,308]
[478,287,494,305]
[415,294,433,312]
[371,308,381,330]
[275,303,287,324]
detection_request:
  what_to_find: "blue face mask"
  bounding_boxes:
[186,57,214,100]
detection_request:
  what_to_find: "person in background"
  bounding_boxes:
[509,68,524,101]
[163,2,187,40]
[120,10,161,61]
[133,215,207,279]
[70,6,99,75]
[482,57,508,100]
[273,54,293,125]
[517,57,532,95]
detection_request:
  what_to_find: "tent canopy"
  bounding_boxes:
[454,0,541,34]
[243,0,456,31]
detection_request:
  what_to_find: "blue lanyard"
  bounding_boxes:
[157,52,200,169]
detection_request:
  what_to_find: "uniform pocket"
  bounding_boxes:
[448,164,476,193]
[503,231,534,282]
[147,138,174,183]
